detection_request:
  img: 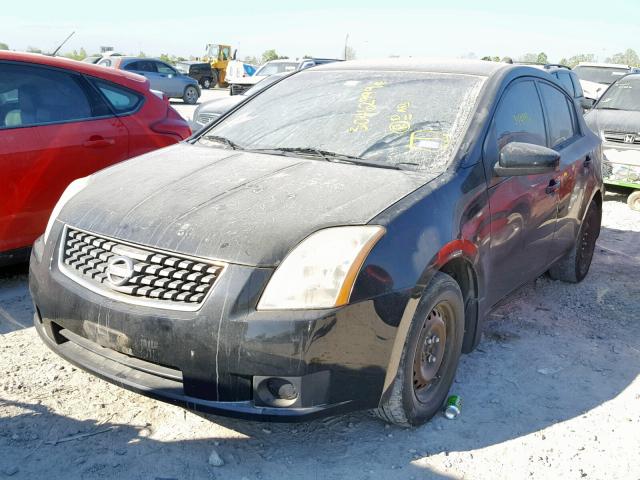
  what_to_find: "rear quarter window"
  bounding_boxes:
[91,79,144,114]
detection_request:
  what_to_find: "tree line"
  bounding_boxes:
[481,49,640,68]
[2,41,636,68]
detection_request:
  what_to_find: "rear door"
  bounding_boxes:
[0,61,129,252]
[537,80,590,261]
[483,79,559,305]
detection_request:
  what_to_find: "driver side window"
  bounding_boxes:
[483,80,547,179]
[493,80,547,149]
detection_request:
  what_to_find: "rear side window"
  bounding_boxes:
[92,79,144,114]
[539,82,577,148]
[493,80,547,148]
[0,62,105,129]
[556,72,576,97]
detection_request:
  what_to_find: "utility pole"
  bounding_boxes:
[344,34,349,60]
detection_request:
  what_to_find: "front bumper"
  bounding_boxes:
[603,144,640,187]
[29,228,405,421]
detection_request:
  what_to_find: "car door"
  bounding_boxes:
[537,80,589,261]
[154,61,182,97]
[482,79,559,306]
[0,61,129,252]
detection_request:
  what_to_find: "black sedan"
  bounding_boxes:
[30,59,603,426]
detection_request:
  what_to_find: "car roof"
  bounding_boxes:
[1,51,150,92]
[311,57,517,77]
[576,62,633,69]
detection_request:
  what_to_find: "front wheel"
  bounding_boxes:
[374,272,464,426]
[202,77,212,89]
[183,86,199,105]
[548,199,601,283]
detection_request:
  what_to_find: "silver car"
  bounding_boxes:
[98,56,201,104]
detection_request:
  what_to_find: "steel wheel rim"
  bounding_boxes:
[578,208,597,277]
[186,88,196,101]
[412,303,451,403]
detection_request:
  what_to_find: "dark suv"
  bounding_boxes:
[176,61,215,89]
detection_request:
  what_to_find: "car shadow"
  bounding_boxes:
[0,262,32,334]
[2,228,638,479]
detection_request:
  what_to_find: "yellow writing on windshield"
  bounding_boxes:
[348,81,386,133]
[389,101,412,134]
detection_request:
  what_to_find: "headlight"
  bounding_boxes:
[257,226,385,310]
[43,177,90,244]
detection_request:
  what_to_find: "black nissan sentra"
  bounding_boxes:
[30,59,603,426]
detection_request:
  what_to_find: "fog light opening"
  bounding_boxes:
[256,377,299,407]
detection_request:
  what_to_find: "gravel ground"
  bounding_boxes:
[1,193,639,480]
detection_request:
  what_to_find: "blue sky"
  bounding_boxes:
[3,0,639,61]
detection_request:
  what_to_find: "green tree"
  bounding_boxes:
[606,48,640,66]
[243,55,259,65]
[536,52,548,64]
[26,46,43,53]
[261,49,279,63]
[137,51,147,58]
[519,52,538,63]
[159,53,175,65]
[558,53,595,68]
[0,42,8,50]
[63,48,88,61]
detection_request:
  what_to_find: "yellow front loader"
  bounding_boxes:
[204,44,236,87]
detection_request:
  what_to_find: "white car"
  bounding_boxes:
[573,62,640,100]
[228,58,341,95]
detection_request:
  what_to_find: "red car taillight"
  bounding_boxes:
[151,106,191,140]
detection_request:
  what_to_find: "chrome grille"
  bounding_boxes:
[603,131,640,145]
[60,227,224,309]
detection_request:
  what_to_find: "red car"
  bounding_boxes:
[0,52,191,264]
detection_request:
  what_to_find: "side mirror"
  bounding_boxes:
[494,142,560,177]
[581,97,596,110]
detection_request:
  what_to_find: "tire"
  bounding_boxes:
[202,77,212,89]
[183,85,199,105]
[374,272,464,426]
[548,199,601,283]
[627,190,640,211]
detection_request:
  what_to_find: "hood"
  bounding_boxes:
[196,96,244,118]
[60,144,431,267]
[579,79,608,100]
[585,108,640,136]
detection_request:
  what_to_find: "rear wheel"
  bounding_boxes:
[374,272,464,426]
[627,190,640,211]
[183,86,199,105]
[548,199,601,283]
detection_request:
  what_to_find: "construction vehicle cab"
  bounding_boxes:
[204,44,236,87]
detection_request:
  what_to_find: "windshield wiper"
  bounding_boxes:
[248,147,402,170]
[199,134,242,150]
[596,106,624,111]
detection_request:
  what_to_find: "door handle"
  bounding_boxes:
[546,178,561,194]
[83,136,115,148]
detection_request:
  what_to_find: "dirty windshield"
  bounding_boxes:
[201,70,485,172]
[597,76,640,111]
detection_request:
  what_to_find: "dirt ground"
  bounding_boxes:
[1,193,638,480]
